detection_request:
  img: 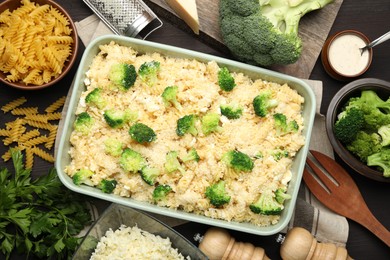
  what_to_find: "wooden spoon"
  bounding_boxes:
[303,150,390,247]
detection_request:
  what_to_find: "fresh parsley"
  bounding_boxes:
[0,149,91,259]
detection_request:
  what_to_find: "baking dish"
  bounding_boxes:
[56,35,316,236]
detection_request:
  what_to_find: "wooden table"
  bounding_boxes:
[1,0,389,258]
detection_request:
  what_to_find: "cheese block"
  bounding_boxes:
[165,0,199,34]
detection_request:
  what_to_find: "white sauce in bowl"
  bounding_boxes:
[328,34,370,76]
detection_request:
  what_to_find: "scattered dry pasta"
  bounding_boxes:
[0,0,74,86]
[0,95,66,169]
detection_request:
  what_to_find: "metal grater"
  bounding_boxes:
[83,0,163,39]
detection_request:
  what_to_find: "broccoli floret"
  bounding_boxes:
[153,184,172,201]
[140,166,160,185]
[345,90,390,131]
[103,109,137,128]
[273,113,287,134]
[252,91,278,117]
[272,149,289,161]
[109,63,137,90]
[367,148,390,177]
[73,169,94,186]
[128,123,157,143]
[288,120,299,132]
[85,88,107,109]
[334,107,365,144]
[74,112,94,135]
[346,131,382,163]
[98,179,117,193]
[220,103,243,119]
[274,188,291,204]
[219,0,334,67]
[181,148,200,162]
[201,112,221,135]
[176,114,198,136]
[104,138,123,157]
[164,151,185,174]
[249,191,283,215]
[222,150,254,172]
[205,180,231,207]
[378,124,390,147]
[218,67,236,91]
[120,148,147,173]
[162,85,182,109]
[138,60,160,87]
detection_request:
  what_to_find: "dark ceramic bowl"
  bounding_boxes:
[326,78,390,182]
[0,0,78,90]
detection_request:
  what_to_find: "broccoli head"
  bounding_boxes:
[85,88,107,109]
[138,60,160,87]
[73,169,94,186]
[74,112,94,135]
[140,166,160,185]
[181,148,200,162]
[176,114,198,136]
[120,148,147,173]
[104,138,123,157]
[222,150,254,172]
[98,179,117,193]
[205,180,231,207]
[367,148,390,177]
[153,184,172,201]
[273,113,299,135]
[346,131,382,163]
[201,112,221,135]
[253,91,278,117]
[220,103,243,119]
[334,107,365,144]
[128,123,157,143]
[164,151,185,174]
[103,109,138,128]
[162,85,182,109]
[219,0,334,67]
[109,63,137,90]
[274,188,291,204]
[249,191,283,215]
[218,67,236,91]
[378,124,390,147]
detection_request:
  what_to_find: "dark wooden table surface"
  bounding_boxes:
[1,0,389,259]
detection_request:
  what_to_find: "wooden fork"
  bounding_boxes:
[303,150,390,247]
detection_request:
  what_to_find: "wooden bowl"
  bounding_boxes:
[0,0,78,90]
[321,30,373,81]
[326,78,390,182]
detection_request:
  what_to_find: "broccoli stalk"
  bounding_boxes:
[98,179,117,193]
[73,112,94,135]
[274,188,291,204]
[367,148,390,177]
[85,88,107,109]
[249,191,283,215]
[73,169,94,186]
[176,114,198,136]
[253,90,278,117]
[120,148,147,173]
[153,184,172,201]
[218,67,236,91]
[138,60,160,87]
[109,63,137,90]
[219,0,334,67]
[162,85,182,109]
[222,150,254,172]
[378,124,390,147]
[164,151,186,174]
[205,180,231,207]
[128,123,157,143]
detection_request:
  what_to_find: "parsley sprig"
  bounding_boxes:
[0,149,91,259]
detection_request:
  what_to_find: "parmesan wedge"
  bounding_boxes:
[165,0,199,34]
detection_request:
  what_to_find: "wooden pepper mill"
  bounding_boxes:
[198,227,270,260]
[280,227,353,260]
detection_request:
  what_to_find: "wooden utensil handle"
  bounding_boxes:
[355,208,390,247]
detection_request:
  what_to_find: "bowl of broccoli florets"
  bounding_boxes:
[326,78,390,182]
